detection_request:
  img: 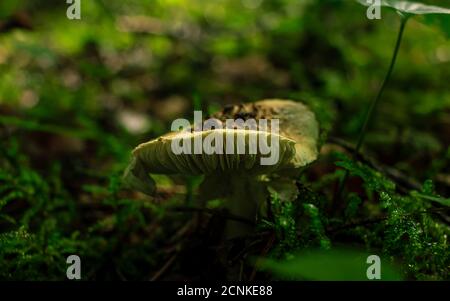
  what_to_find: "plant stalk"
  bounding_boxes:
[335,16,409,202]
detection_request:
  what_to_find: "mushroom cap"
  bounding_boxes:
[211,99,319,167]
[123,99,319,195]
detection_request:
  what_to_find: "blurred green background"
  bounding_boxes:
[0,0,448,280]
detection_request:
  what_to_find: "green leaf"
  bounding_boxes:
[259,248,403,281]
[357,0,450,16]
[408,179,450,207]
[412,192,450,207]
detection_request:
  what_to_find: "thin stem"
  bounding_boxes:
[335,17,409,202]
[354,17,408,153]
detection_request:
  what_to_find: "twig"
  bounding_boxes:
[249,232,276,281]
[327,216,387,233]
[327,207,449,233]
[328,136,421,192]
[230,238,265,264]
[169,220,194,243]
[150,253,178,281]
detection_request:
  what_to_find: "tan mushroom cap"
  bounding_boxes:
[123,99,319,195]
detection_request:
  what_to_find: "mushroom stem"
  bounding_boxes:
[225,176,266,238]
[199,174,268,239]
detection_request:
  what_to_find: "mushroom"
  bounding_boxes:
[123,99,319,237]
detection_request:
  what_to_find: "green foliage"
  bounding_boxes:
[260,248,402,280]
[381,193,449,280]
[345,193,363,219]
[0,139,170,280]
[335,153,396,193]
[333,153,449,280]
[301,203,331,250]
[267,186,298,250]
